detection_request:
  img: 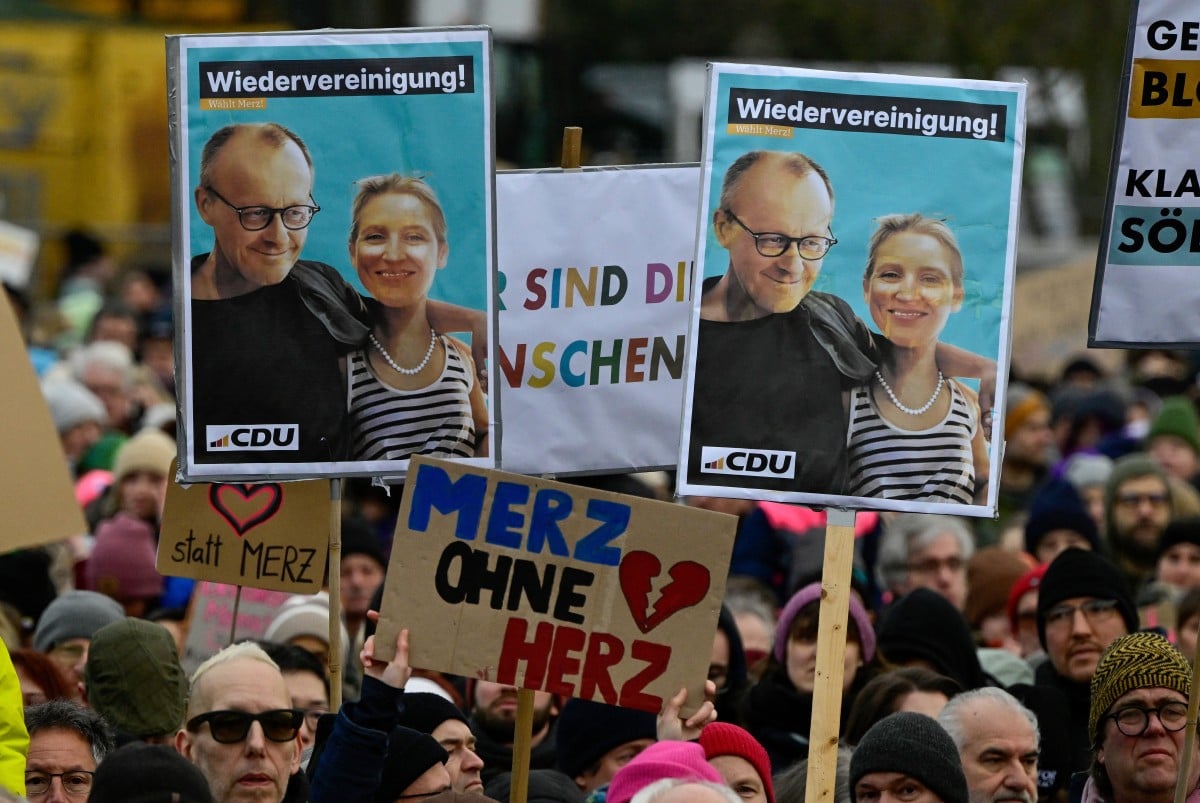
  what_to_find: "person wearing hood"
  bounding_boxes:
[710,604,749,726]
[876,587,991,692]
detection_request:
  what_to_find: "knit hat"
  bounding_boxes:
[376,727,449,803]
[699,722,775,803]
[1006,564,1048,636]
[33,589,124,652]
[88,742,213,803]
[1005,383,1049,440]
[877,588,986,691]
[396,692,469,734]
[112,428,176,485]
[263,592,350,660]
[1036,548,1137,649]
[485,770,586,803]
[85,512,164,603]
[1088,632,1191,741]
[606,741,723,803]
[41,376,106,433]
[84,617,187,738]
[341,517,387,571]
[849,712,967,803]
[1146,396,1200,455]
[555,699,658,779]
[1155,516,1200,561]
[773,582,876,665]
[964,547,1032,629]
[1063,453,1114,492]
[1023,479,1101,557]
[419,793,501,803]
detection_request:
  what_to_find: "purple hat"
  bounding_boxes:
[773,581,875,665]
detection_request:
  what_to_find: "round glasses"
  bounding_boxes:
[724,209,837,260]
[186,708,303,744]
[206,186,319,231]
[1106,701,1189,737]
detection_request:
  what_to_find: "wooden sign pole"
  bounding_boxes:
[1174,635,1200,803]
[803,507,857,803]
[328,479,343,712]
[509,125,587,803]
[228,585,243,645]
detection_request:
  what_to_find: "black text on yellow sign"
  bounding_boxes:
[1131,59,1200,118]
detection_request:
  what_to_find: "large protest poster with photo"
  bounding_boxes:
[1090,0,1200,346]
[677,64,1025,517]
[168,28,495,482]
[497,165,699,475]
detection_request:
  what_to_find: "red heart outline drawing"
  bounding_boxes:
[209,484,283,537]
[618,550,710,634]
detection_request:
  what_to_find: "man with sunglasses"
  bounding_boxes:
[1033,548,1137,784]
[176,642,303,803]
[685,148,992,496]
[1082,632,1200,803]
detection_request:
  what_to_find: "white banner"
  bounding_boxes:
[496,165,700,475]
[1091,0,1200,346]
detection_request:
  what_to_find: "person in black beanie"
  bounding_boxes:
[555,698,657,794]
[1032,547,1136,781]
[876,588,990,692]
[396,692,485,794]
[89,742,214,803]
[849,711,967,803]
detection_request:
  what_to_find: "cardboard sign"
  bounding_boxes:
[496,165,699,475]
[375,456,736,715]
[0,294,88,548]
[181,581,294,675]
[158,466,329,594]
[678,63,1026,517]
[1090,0,1200,346]
[168,28,496,482]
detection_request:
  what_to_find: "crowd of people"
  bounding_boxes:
[8,177,1200,801]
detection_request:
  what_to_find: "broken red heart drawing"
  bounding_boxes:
[618,550,710,634]
[209,483,283,536]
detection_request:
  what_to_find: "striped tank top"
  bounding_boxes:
[348,335,476,462]
[846,379,977,503]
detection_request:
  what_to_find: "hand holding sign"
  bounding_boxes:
[362,618,412,691]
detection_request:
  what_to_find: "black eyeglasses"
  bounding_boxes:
[24,770,93,798]
[724,209,836,260]
[205,186,319,231]
[1107,701,1190,737]
[186,709,303,744]
[1043,598,1120,630]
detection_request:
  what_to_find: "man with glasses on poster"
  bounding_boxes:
[686,149,993,496]
[176,642,302,803]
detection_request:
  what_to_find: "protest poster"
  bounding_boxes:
[0,292,87,548]
[181,581,294,674]
[158,464,328,593]
[374,456,736,715]
[677,64,1026,517]
[167,28,495,483]
[1090,0,1200,346]
[497,165,699,475]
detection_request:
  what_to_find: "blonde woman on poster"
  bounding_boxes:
[346,174,489,462]
[845,214,988,503]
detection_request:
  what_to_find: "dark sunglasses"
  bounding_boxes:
[186,709,303,744]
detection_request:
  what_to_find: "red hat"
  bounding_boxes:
[699,722,775,803]
[1006,563,1048,636]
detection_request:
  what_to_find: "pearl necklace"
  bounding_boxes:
[875,370,944,416]
[369,329,437,375]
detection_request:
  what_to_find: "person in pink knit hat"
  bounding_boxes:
[700,722,775,803]
[606,741,723,803]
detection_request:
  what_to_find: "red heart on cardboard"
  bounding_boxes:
[209,484,283,536]
[619,550,710,634]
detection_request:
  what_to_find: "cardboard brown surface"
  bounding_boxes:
[0,296,87,549]
[375,456,737,715]
[158,467,328,594]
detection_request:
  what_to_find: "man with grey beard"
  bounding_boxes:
[939,688,1039,803]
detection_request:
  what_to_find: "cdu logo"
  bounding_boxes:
[206,424,299,451]
[700,446,795,479]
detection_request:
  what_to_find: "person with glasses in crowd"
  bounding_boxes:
[175,641,304,803]
[846,214,988,504]
[874,513,974,612]
[24,699,113,803]
[685,149,993,496]
[1082,632,1200,803]
[188,123,482,465]
[1102,454,1174,593]
[1032,548,1138,782]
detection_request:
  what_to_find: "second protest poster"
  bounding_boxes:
[678,64,1026,517]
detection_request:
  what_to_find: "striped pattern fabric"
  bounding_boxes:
[348,335,476,462]
[846,379,976,502]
